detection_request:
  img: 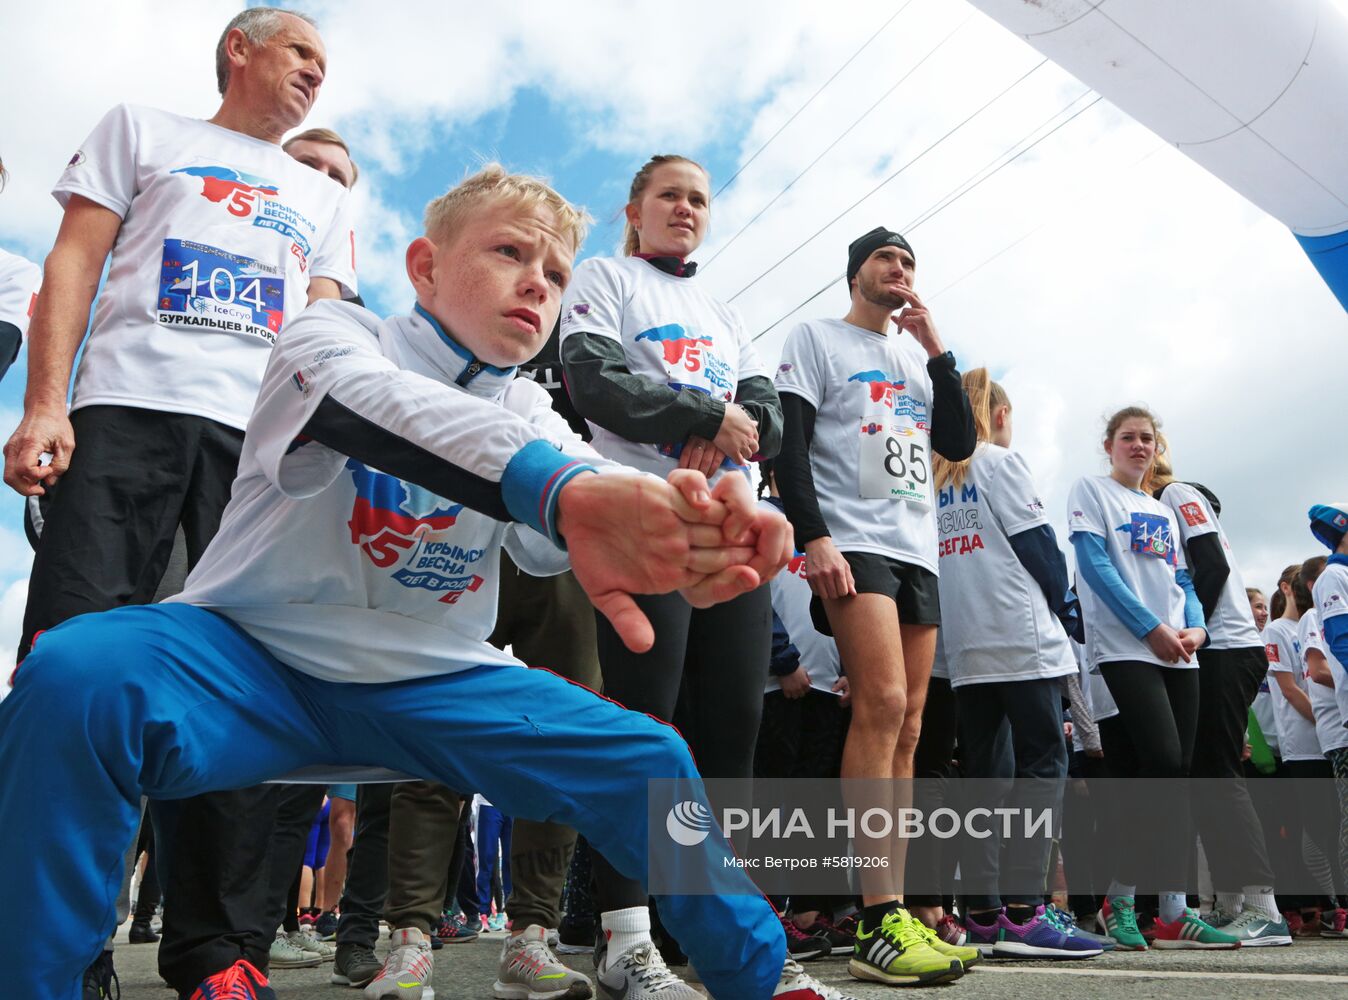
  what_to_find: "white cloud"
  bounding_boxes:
[1,0,1342,606]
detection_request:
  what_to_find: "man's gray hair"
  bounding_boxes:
[215,7,318,96]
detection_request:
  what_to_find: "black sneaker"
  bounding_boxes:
[314,909,339,941]
[557,916,596,955]
[83,950,119,1000]
[330,942,382,988]
[128,920,160,944]
[781,915,832,961]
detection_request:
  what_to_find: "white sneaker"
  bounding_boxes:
[364,927,435,1000]
[596,940,699,1000]
[493,924,593,999]
[289,927,337,960]
[774,958,864,999]
[270,930,322,968]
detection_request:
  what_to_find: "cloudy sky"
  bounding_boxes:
[1,0,1345,673]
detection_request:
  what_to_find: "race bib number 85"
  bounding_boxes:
[859,420,930,503]
[158,238,285,344]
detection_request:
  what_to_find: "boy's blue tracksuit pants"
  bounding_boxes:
[0,604,784,999]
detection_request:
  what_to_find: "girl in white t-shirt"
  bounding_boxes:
[1067,407,1238,951]
[557,155,786,987]
[930,370,1098,956]
[1146,453,1287,940]
[1269,562,1343,931]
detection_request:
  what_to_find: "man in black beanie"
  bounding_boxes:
[772,226,978,986]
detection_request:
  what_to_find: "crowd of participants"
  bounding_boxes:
[1,8,1346,1000]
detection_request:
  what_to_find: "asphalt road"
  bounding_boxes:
[106,923,1348,1000]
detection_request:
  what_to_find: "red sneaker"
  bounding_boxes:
[189,960,275,1000]
[1320,907,1348,938]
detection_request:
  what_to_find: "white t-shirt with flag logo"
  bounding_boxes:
[1263,617,1321,761]
[54,104,357,430]
[762,501,842,696]
[1157,482,1260,650]
[170,302,605,684]
[0,247,41,343]
[1300,610,1348,754]
[1313,563,1348,740]
[774,317,938,571]
[936,443,1076,688]
[1068,475,1191,670]
[558,255,766,480]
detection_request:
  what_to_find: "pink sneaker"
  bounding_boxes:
[935,914,967,947]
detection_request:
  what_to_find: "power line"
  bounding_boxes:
[749,92,1104,342]
[926,143,1164,302]
[902,89,1097,232]
[712,1,914,201]
[727,57,1048,305]
[702,13,973,271]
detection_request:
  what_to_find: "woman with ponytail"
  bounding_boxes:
[928,369,1102,957]
[1066,407,1239,951]
[557,155,794,998]
[1147,451,1292,944]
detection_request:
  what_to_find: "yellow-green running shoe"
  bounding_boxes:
[849,909,964,987]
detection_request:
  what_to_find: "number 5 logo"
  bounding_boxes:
[228,187,258,217]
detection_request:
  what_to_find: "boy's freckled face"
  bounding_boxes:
[416,201,575,368]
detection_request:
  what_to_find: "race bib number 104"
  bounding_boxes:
[158,238,285,344]
[859,418,930,504]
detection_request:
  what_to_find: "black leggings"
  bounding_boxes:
[906,677,959,910]
[1098,661,1200,891]
[591,585,772,914]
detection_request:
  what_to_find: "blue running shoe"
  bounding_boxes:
[965,906,1103,959]
[1042,905,1115,952]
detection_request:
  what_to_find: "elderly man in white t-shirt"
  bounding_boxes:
[0,9,355,998]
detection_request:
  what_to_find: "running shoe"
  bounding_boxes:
[964,906,1101,959]
[781,914,832,961]
[1150,908,1241,950]
[1319,907,1348,938]
[300,907,319,927]
[595,940,700,999]
[316,909,340,941]
[493,924,593,999]
[912,916,981,967]
[290,927,338,960]
[773,958,864,998]
[189,959,274,1000]
[1217,908,1292,947]
[849,907,964,986]
[1097,897,1148,951]
[332,943,383,988]
[556,917,596,956]
[490,912,509,933]
[365,926,435,999]
[934,915,967,948]
[83,950,120,1000]
[1202,906,1236,929]
[270,930,322,968]
[1042,905,1115,951]
[436,910,480,944]
[1282,909,1305,936]
[1297,909,1323,937]
[797,912,857,951]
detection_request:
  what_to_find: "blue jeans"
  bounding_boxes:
[0,604,783,1000]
